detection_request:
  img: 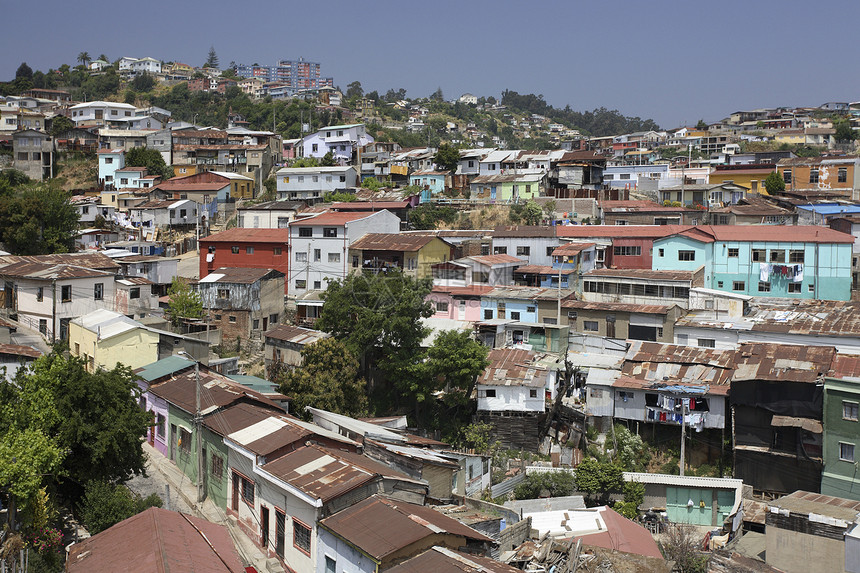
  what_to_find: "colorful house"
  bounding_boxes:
[68,309,159,372]
[469,172,544,203]
[410,170,449,202]
[652,225,854,301]
[821,355,860,501]
[349,233,452,279]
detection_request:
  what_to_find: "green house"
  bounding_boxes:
[821,374,860,501]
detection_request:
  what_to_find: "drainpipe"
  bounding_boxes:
[52,278,57,343]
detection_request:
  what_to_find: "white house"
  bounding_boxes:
[458,93,478,105]
[476,348,552,414]
[275,166,357,201]
[300,123,374,165]
[118,57,138,71]
[287,209,400,296]
[131,57,161,75]
[115,115,164,130]
[97,148,125,187]
[72,196,116,225]
[129,199,199,231]
[69,101,137,127]
[237,200,304,229]
[114,166,159,190]
[492,226,560,267]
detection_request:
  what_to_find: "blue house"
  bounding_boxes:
[410,170,448,203]
[514,242,597,291]
[652,225,853,301]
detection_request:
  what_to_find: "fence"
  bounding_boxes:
[490,472,525,499]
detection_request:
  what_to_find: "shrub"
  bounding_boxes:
[78,481,162,534]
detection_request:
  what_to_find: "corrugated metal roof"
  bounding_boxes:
[466,254,525,266]
[134,356,196,382]
[493,225,556,238]
[514,265,577,275]
[264,324,330,345]
[551,242,594,256]
[288,210,381,226]
[768,490,860,522]
[0,344,41,359]
[556,224,692,239]
[351,233,439,252]
[561,299,673,315]
[0,262,114,280]
[198,267,281,284]
[478,348,549,388]
[386,547,521,573]
[585,268,696,281]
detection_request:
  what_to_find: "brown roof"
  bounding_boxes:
[731,342,835,383]
[493,225,556,238]
[614,341,736,395]
[0,262,114,280]
[155,181,230,192]
[331,201,411,210]
[829,354,860,378]
[318,495,492,560]
[562,299,673,315]
[478,348,548,388]
[66,507,244,573]
[515,264,577,275]
[0,252,120,271]
[199,228,289,243]
[351,233,440,252]
[585,268,696,281]
[551,242,594,256]
[671,225,855,244]
[386,547,521,573]
[202,401,287,437]
[600,200,694,213]
[0,344,41,359]
[149,368,280,415]
[575,507,664,560]
[431,285,495,297]
[556,225,692,239]
[466,254,526,266]
[768,490,860,522]
[264,324,330,344]
[289,210,378,226]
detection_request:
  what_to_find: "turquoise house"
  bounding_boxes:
[652,225,853,301]
[410,170,448,203]
[665,485,736,526]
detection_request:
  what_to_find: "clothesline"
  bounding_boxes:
[760,262,803,283]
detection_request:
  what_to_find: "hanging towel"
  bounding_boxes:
[794,264,803,283]
[760,262,769,282]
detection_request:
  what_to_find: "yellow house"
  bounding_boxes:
[348,234,453,279]
[773,130,806,146]
[69,309,159,372]
[709,164,777,195]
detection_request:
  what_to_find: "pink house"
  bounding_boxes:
[427,285,493,323]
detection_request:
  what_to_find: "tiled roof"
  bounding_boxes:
[556,225,693,239]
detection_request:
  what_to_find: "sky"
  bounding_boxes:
[4,0,860,129]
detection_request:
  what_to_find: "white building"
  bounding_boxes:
[237,200,304,229]
[300,123,374,164]
[69,101,137,127]
[275,166,357,201]
[129,199,199,231]
[287,210,400,295]
[131,57,161,75]
[476,348,552,413]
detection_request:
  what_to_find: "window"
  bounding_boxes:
[839,168,848,183]
[312,176,318,182]
[527,306,536,313]
[717,281,724,288]
[214,314,222,321]
[253,319,260,330]
[156,413,166,439]
[314,249,321,262]
[751,249,766,262]
[231,246,240,254]
[296,279,307,289]
[436,301,449,313]
[296,252,307,262]
[339,175,346,182]
[678,250,695,261]
[788,283,802,293]
[298,227,312,237]
[840,442,855,463]
[567,311,578,319]
[313,281,321,290]
[613,246,641,256]
[328,253,340,263]
[274,247,282,255]
[211,454,223,478]
[37,287,43,302]
[789,250,805,263]
[530,389,538,398]
[658,248,664,257]
[810,168,819,184]
[516,246,530,256]
[809,283,815,292]
[493,246,508,255]
[39,319,47,335]
[485,389,497,398]
[179,427,192,454]
[758,281,770,292]
[546,246,555,256]
[510,311,521,320]
[325,556,336,573]
[61,285,72,302]
[783,169,792,184]
[484,309,493,320]
[94,283,104,300]
[844,401,859,421]
[728,248,739,257]
[229,316,237,323]
[698,338,716,348]
[246,247,254,254]
[583,320,599,331]
[293,519,311,554]
[235,471,255,504]
[323,227,338,238]
[769,250,785,263]
[129,287,141,299]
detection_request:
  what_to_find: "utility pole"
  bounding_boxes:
[192,357,205,503]
[679,398,687,476]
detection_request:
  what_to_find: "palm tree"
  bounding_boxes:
[77,52,91,67]
[98,54,109,64]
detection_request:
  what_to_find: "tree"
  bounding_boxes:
[542,200,557,221]
[659,523,710,573]
[77,481,162,534]
[15,62,33,81]
[131,72,155,92]
[98,54,109,64]
[509,199,543,225]
[361,176,384,191]
[835,120,856,143]
[434,143,460,173]
[430,87,444,101]
[0,182,79,255]
[320,151,336,166]
[514,471,576,499]
[613,480,645,520]
[422,330,489,409]
[274,338,369,420]
[77,52,91,67]
[408,204,459,230]
[346,80,363,100]
[125,146,173,180]
[205,46,219,69]
[165,277,203,326]
[695,119,708,130]
[574,458,624,506]
[49,115,74,137]
[764,170,786,195]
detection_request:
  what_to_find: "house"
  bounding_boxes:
[599,200,700,226]
[237,200,305,229]
[470,172,545,203]
[113,166,159,190]
[0,344,41,381]
[386,547,522,573]
[113,276,160,319]
[301,123,374,164]
[731,343,836,495]
[275,165,358,201]
[199,228,290,291]
[288,210,400,297]
[134,355,196,456]
[152,171,237,222]
[69,101,136,127]
[709,195,795,226]
[230,443,427,572]
[582,268,704,310]
[829,215,860,290]
[820,355,860,500]
[431,254,525,289]
[658,182,748,208]
[128,199,199,231]
[555,225,693,270]
[556,299,682,343]
[316,495,494,573]
[363,440,461,502]
[349,234,453,279]
[66,507,244,573]
[651,225,854,301]
[12,129,53,181]
[71,196,116,226]
[410,170,449,202]
[68,309,159,371]
[764,491,860,573]
[131,56,161,75]
[197,267,285,347]
[112,254,178,296]
[709,164,778,195]
[97,128,152,151]
[777,156,860,200]
[264,323,330,370]
[427,285,495,324]
[492,226,560,267]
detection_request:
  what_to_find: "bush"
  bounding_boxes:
[77,481,162,534]
[514,471,576,500]
[574,458,624,506]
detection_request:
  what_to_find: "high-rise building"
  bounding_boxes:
[236,58,333,95]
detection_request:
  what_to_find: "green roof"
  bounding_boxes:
[227,374,278,393]
[136,355,195,382]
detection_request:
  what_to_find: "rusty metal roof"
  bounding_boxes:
[731,342,835,383]
[466,254,526,266]
[493,225,556,238]
[614,341,736,395]
[514,265,577,275]
[386,547,521,573]
[264,324,330,345]
[318,495,493,561]
[561,299,673,315]
[149,367,281,416]
[66,507,244,573]
[556,225,692,239]
[768,490,860,522]
[0,251,120,271]
[0,344,41,359]
[351,233,440,252]
[551,242,594,256]
[0,261,114,280]
[478,348,548,388]
[585,268,697,281]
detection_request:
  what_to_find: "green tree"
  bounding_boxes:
[422,330,489,408]
[131,72,155,92]
[695,119,708,130]
[274,338,369,421]
[459,422,495,455]
[346,80,363,100]
[430,87,444,101]
[514,471,576,499]
[574,458,624,506]
[408,204,458,230]
[320,151,336,166]
[125,146,173,180]
[15,62,33,81]
[361,176,384,191]
[764,170,786,195]
[542,200,557,221]
[434,143,460,173]
[262,176,277,201]
[509,199,542,225]
[614,480,645,520]
[835,120,856,143]
[77,52,91,67]
[205,46,219,68]
[0,182,79,255]
[77,481,163,534]
[49,115,75,137]
[323,191,357,202]
[165,277,204,326]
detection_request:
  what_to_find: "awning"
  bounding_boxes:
[771,415,822,433]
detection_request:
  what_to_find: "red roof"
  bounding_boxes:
[200,228,289,243]
[574,507,664,560]
[665,225,855,244]
[289,210,379,226]
[331,201,411,210]
[556,225,693,239]
[467,254,525,266]
[552,242,595,255]
[431,285,495,297]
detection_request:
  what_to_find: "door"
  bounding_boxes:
[490,186,496,201]
[261,506,270,550]
[148,411,155,446]
[169,424,177,460]
[458,300,466,320]
[262,317,268,332]
[232,472,239,512]
[201,447,207,493]
[275,511,285,558]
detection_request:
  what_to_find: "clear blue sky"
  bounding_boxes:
[4,0,860,129]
